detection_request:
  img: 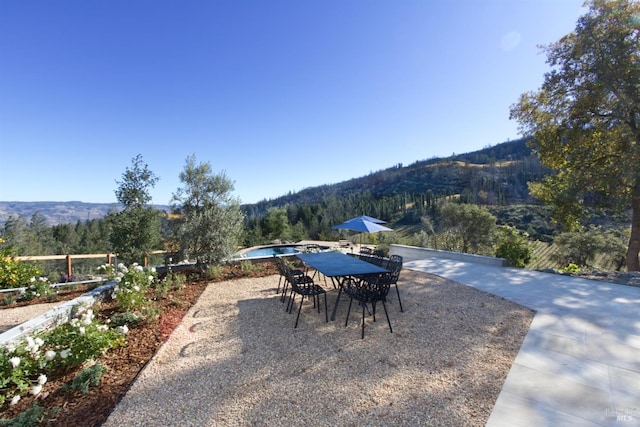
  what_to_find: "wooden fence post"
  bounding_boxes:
[66,255,72,279]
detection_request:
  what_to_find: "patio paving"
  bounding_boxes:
[405,258,640,427]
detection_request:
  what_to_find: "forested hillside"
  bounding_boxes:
[242,138,550,219]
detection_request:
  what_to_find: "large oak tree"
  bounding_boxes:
[510,0,640,271]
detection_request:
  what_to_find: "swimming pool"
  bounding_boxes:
[242,245,300,258]
[237,243,331,259]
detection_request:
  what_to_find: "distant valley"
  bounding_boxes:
[0,201,170,226]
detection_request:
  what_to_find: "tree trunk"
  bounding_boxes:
[627,186,640,271]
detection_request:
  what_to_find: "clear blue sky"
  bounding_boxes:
[0,0,586,205]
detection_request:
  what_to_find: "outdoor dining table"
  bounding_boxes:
[296,251,388,321]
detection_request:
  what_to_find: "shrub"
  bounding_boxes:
[43,305,125,370]
[63,362,108,394]
[240,260,260,274]
[109,311,143,327]
[205,264,223,280]
[0,402,45,426]
[560,263,581,274]
[0,239,42,290]
[495,226,532,268]
[110,263,157,316]
[553,227,607,268]
[21,277,55,302]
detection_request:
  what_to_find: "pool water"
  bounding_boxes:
[242,246,299,258]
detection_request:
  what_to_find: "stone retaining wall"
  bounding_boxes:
[0,281,115,347]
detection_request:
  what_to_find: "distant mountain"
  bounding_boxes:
[0,201,171,226]
[241,137,550,217]
[2,138,546,226]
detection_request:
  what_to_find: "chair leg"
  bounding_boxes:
[395,284,404,312]
[323,293,328,323]
[345,297,353,327]
[382,300,393,333]
[287,291,295,313]
[294,295,305,328]
[361,304,366,339]
[280,280,289,303]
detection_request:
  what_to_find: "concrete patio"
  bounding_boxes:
[405,257,640,426]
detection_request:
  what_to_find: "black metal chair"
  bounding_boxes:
[387,255,404,312]
[273,256,304,302]
[343,273,393,339]
[285,265,328,328]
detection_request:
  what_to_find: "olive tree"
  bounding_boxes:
[108,155,161,265]
[171,154,244,268]
[510,0,640,270]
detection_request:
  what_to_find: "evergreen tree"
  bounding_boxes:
[108,155,161,265]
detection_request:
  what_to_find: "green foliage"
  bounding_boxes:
[109,155,161,265]
[0,402,45,426]
[510,0,640,270]
[261,208,291,242]
[0,238,55,302]
[560,263,581,274]
[114,154,159,209]
[43,306,125,370]
[20,277,55,302]
[495,226,532,268]
[63,362,107,394]
[110,263,157,318]
[239,260,261,274]
[439,203,497,254]
[154,272,187,298]
[108,207,161,266]
[171,155,244,267]
[600,228,629,271]
[0,305,125,409]
[0,239,41,289]
[1,214,54,259]
[488,205,555,242]
[205,264,223,280]
[109,311,143,327]
[553,227,609,268]
[412,230,431,248]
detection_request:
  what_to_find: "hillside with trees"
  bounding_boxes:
[0,137,634,273]
[242,137,549,218]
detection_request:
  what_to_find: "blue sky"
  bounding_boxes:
[0,0,586,205]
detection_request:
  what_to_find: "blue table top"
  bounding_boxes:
[297,252,388,277]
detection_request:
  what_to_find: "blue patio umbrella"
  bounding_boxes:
[332,218,392,246]
[333,218,392,233]
[347,215,386,224]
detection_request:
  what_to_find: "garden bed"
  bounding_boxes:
[0,261,279,426]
